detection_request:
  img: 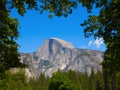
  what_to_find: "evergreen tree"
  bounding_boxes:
[48,71,74,90]
[78,72,89,90]
[95,71,104,90]
[67,69,82,90]
[89,69,96,90]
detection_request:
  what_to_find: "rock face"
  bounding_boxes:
[20,38,103,77]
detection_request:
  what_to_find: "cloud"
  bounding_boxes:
[94,38,104,48]
[88,41,93,46]
[88,38,104,48]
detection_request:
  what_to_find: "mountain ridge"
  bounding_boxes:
[20,38,103,77]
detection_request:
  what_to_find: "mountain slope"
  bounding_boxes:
[20,38,103,77]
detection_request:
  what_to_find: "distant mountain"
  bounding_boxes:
[20,38,103,77]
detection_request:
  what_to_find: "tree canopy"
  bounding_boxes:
[0,9,25,73]
[81,0,120,73]
[48,71,74,90]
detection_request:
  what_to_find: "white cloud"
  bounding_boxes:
[94,38,103,48]
[88,38,104,48]
[88,41,93,46]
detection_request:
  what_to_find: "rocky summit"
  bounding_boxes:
[20,38,103,77]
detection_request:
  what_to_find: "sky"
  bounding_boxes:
[10,5,106,53]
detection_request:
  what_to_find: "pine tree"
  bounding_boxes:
[48,71,74,90]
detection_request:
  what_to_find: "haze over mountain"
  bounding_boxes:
[20,38,103,77]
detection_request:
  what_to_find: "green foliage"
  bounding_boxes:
[0,0,27,74]
[67,69,82,90]
[81,0,120,73]
[80,1,120,89]
[28,73,49,90]
[0,12,25,73]
[1,69,116,90]
[48,70,104,90]
[1,0,77,17]
[40,0,77,17]
[0,69,31,90]
[48,71,74,90]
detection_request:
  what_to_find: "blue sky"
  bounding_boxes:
[10,5,106,53]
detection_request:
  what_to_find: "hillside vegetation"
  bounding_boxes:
[0,69,120,90]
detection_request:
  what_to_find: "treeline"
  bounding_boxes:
[0,69,120,90]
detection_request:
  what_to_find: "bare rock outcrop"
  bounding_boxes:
[20,38,103,77]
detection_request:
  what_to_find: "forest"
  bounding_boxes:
[0,69,120,90]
